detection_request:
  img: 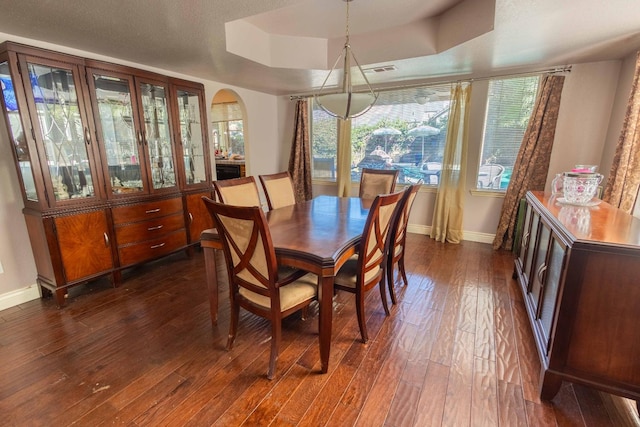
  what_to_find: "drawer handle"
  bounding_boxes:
[147,225,164,231]
[145,208,161,214]
[522,231,530,248]
[84,127,91,145]
[150,242,166,249]
[188,212,193,224]
[136,130,143,146]
[537,264,547,285]
[103,232,109,247]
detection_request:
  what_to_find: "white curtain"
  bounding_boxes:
[430,82,472,243]
[336,118,352,197]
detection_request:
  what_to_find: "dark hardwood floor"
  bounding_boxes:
[1,234,638,426]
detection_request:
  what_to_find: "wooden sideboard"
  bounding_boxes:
[514,191,640,410]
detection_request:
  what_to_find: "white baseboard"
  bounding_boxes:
[407,224,495,244]
[0,284,41,312]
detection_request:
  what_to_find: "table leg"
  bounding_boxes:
[203,246,218,326]
[319,275,333,373]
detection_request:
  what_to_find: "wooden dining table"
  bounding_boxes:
[200,195,371,374]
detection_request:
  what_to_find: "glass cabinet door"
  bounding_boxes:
[0,60,38,202]
[139,81,176,191]
[89,72,146,196]
[175,87,208,186]
[22,58,98,204]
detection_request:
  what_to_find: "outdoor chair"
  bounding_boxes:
[477,164,505,189]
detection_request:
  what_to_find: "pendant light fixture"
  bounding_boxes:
[314,0,378,120]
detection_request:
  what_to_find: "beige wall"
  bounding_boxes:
[0,29,636,309]
[548,61,622,187]
[0,95,40,307]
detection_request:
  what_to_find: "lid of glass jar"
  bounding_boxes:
[563,171,598,177]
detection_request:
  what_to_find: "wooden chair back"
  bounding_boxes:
[387,184,420,303]
[259,171,296,210]
[202,198,277,297]
[359,168,399,199]
[358,190,405,290]
[201,196,317,379]
[334,189,405,342]
[213,176,261,207]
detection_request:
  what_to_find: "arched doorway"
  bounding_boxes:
[211,89,247,180]
[211,89,245,158]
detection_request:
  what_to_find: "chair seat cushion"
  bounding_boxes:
[334,256,381,288]
[239,272,317,311]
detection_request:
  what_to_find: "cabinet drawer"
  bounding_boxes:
[115,212,185,245]
[118,230,187,267]
[112,197,183,224]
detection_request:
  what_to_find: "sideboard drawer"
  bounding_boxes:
[112,197,183,224]
[115,212,185,245]
[118,230,187,267]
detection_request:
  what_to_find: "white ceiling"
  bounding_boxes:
[0,0,639,96]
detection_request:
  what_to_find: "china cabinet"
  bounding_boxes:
[514,191,640,409]
[0,42,212,306]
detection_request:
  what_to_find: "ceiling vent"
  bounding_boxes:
[363,65,397,74]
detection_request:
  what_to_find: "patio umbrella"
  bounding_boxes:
[372,127,401,152]
[408,125,440,160]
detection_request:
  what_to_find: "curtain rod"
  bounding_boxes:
[289,65,572,100]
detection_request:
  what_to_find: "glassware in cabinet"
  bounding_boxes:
[139,80,177,191]
[18,56,103,207]
[88,71,147,196]
[171,83,210,188]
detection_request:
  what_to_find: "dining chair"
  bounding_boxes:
[334,189,405,343]
[259,171,296,210]
[201,197,318,380]
[359,168,399,199]
[213,176,261,207]
[387,184,420,304]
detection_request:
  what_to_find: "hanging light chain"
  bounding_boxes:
[345,0,350,42]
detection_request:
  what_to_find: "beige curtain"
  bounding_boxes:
[336,118,352,197]
[602,52,640,213]
[430,82,471,243]
[493,75,565,250]
[288,100,313,202]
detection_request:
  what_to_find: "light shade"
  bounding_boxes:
[313,0,377,120]
[315,92,376,119]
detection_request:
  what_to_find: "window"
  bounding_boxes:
[311,104,337,179]
[211,100,245,156]
[311,85,452,185]
[477,76,540,190]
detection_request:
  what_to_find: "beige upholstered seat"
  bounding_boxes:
[387,184,420,303]
[213,176,261,207]
[259,171,296,210]
[201,197,318,380]
[359,168,399,199]
[334,189,405,343]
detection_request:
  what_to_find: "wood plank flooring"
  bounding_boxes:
[1,234,638,426]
